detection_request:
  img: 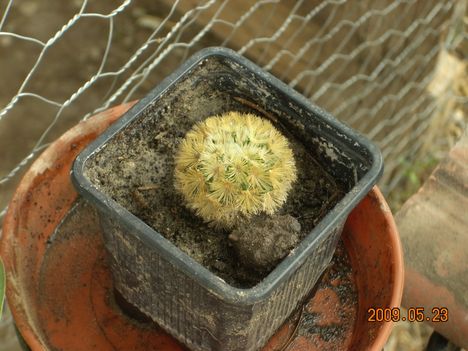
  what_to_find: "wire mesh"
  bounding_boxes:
[0,0,467,220]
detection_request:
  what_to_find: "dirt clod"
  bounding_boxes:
[229,214,301,273]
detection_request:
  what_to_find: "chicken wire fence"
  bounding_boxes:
[0,0,467,221]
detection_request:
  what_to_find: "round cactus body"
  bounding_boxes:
[174,111,297,228]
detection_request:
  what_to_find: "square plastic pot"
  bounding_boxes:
[71,47,383,351]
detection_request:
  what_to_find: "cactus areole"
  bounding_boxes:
[174,111,297,228]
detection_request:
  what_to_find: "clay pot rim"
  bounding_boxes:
[368,187,404,350]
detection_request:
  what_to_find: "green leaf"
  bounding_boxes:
[0,256,5,317]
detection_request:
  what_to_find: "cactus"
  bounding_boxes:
[174,111,297,228]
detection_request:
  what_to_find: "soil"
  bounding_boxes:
[84,58,344,288]
[298,242,358,350]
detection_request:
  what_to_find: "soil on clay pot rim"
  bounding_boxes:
[84,89,344,288]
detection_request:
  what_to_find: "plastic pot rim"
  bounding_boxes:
[71,47,384,305]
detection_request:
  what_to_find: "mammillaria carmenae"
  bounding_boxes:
[174,111,297,228]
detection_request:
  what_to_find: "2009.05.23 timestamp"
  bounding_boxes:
[367,307,448,322]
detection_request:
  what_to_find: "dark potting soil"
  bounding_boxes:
[296,242,358,350]
[84,62,344,288]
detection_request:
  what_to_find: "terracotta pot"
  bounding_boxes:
[0,103,403,351]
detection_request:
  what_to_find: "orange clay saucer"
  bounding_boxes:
[1,103,403,351]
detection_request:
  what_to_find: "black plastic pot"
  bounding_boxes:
[71,47,383,351]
